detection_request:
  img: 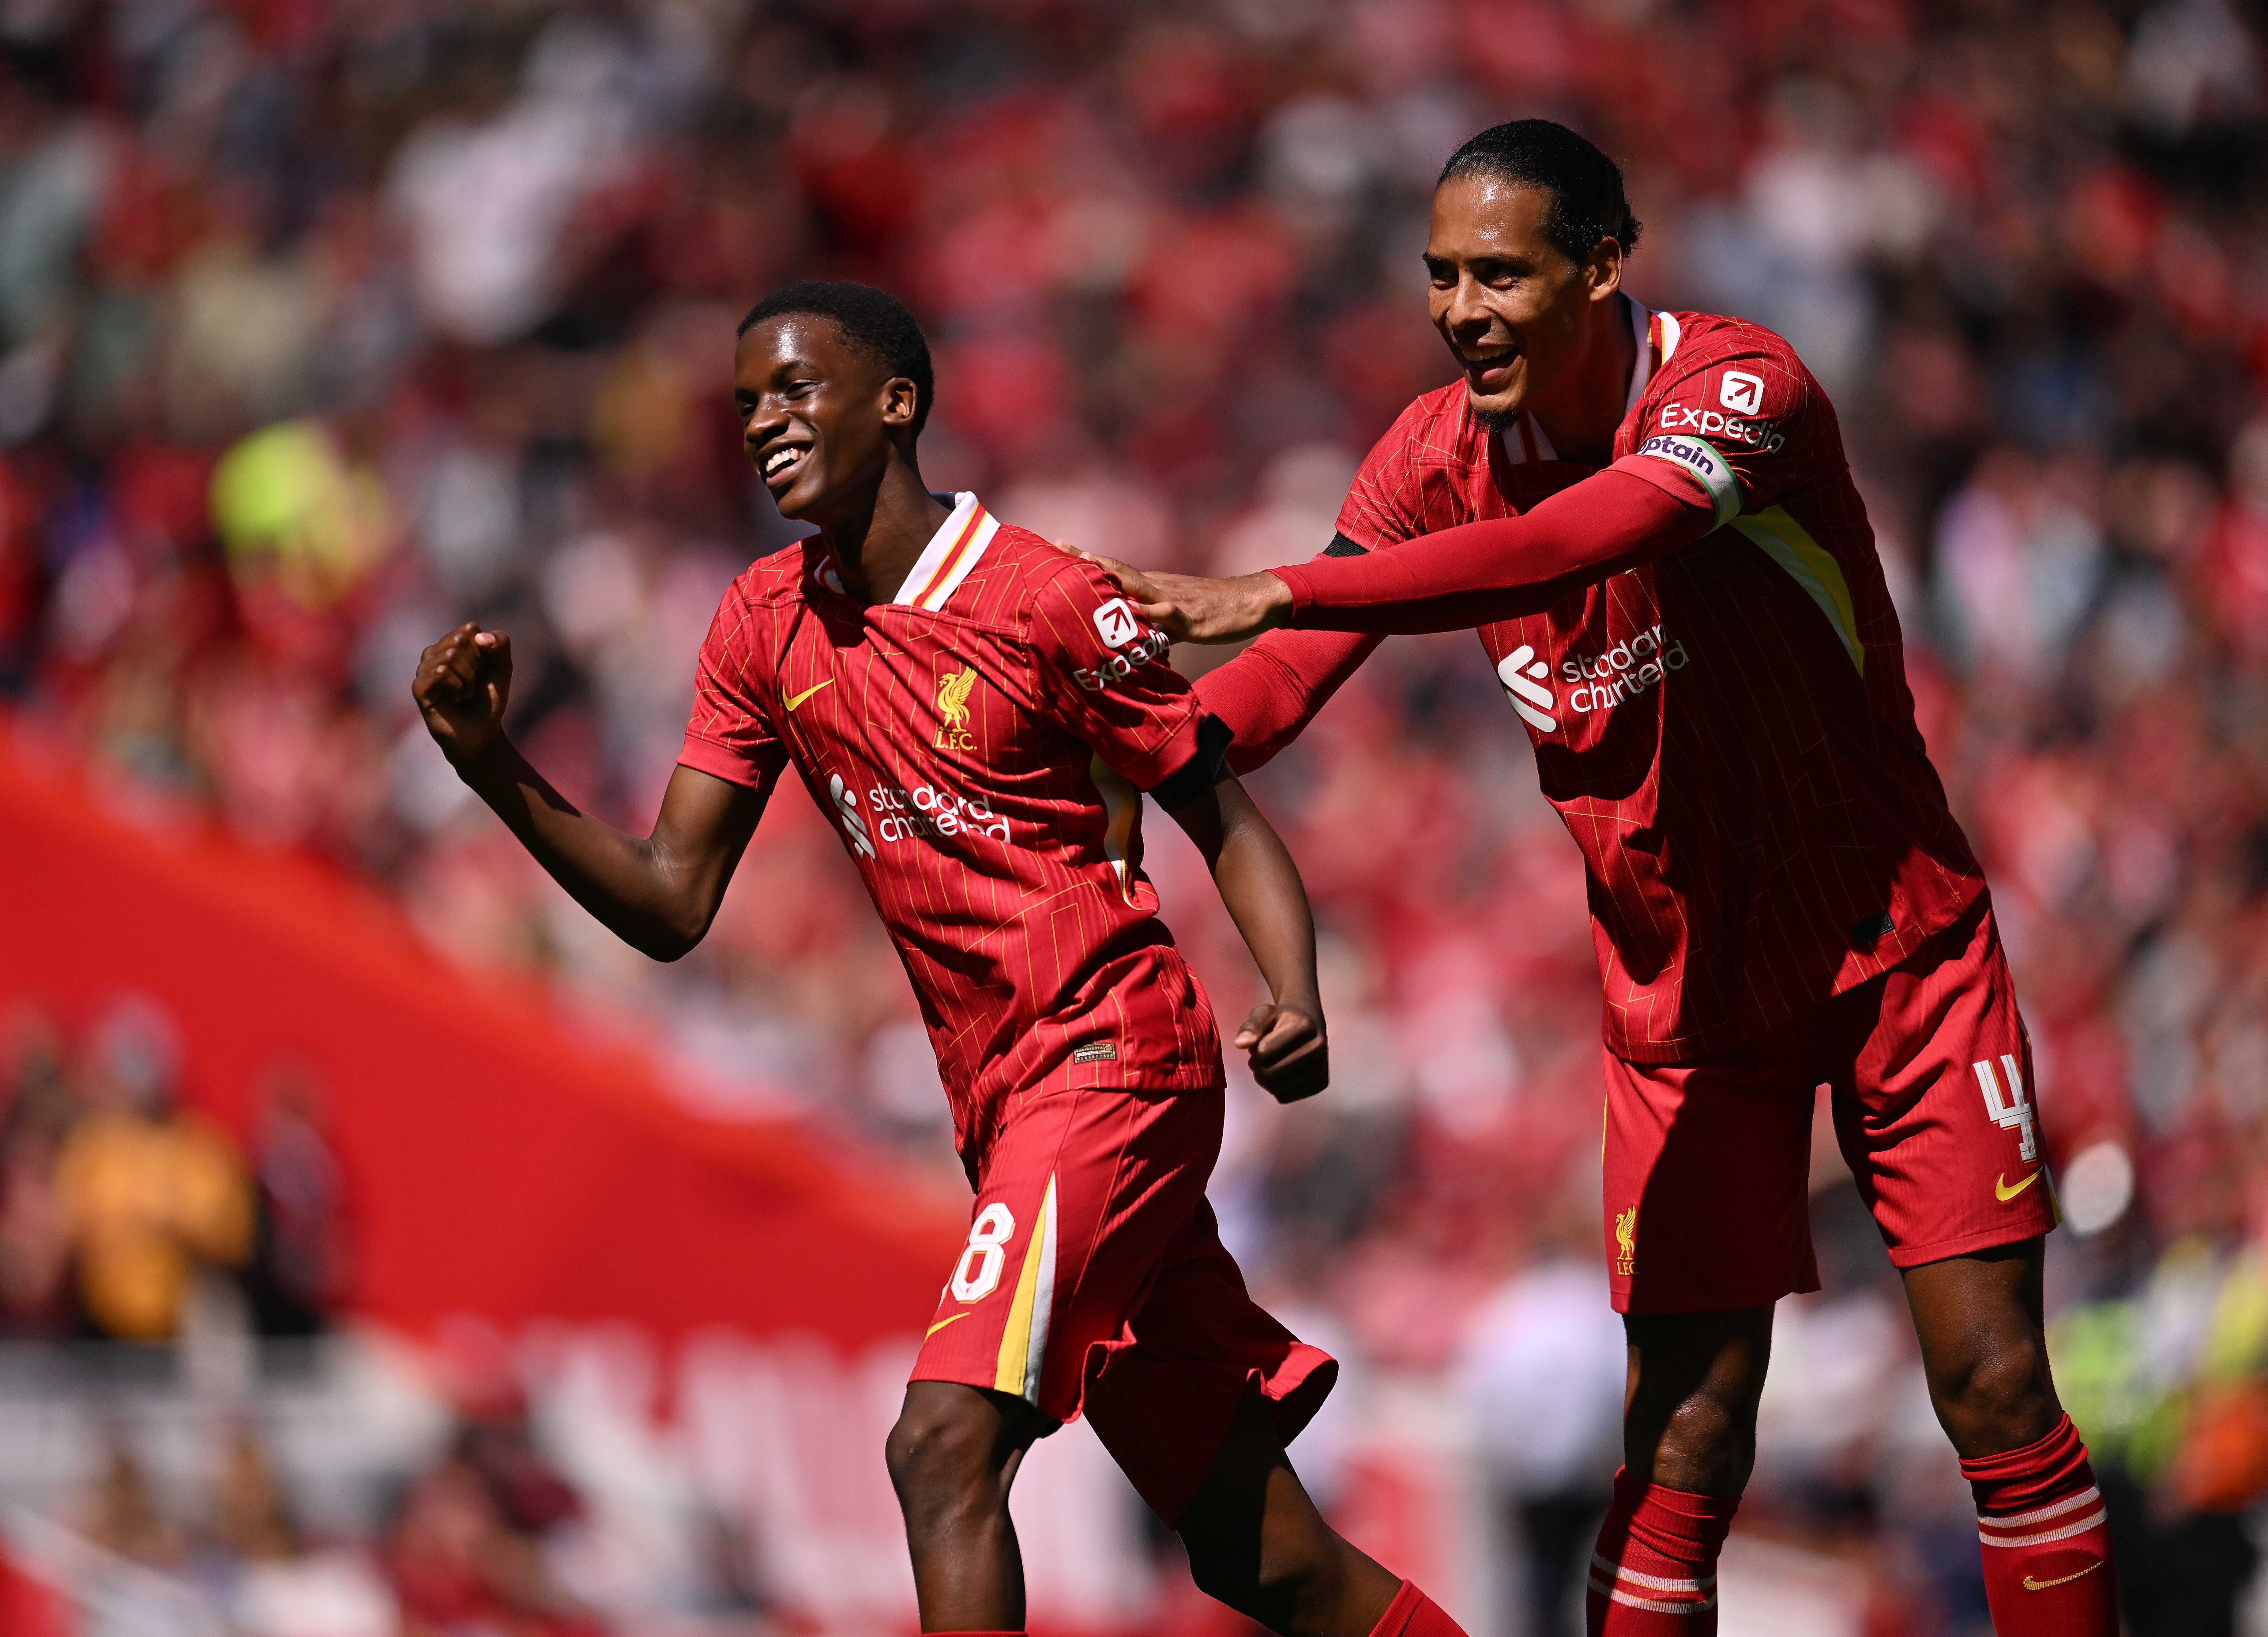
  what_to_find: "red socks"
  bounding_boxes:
[1367,1579,1469,1637]
[927,1583,1467,1637]
[1586,1469,1739,1633]
[1962,1414,2119,1635]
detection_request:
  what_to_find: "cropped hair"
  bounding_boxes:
[738,280,934,434]
[1438,119,1642,265]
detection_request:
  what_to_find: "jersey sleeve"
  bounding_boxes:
[1615,340,1836,525]
[678,589,790,789]
[1028,562,1212,794]
[1197,625,1382,773]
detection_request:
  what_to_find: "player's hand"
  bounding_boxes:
[412,623,513,766]
[1237,1000,1327,1103]
[1063,545,1295,644]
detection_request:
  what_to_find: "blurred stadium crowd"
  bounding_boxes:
[2,0,2268,1632]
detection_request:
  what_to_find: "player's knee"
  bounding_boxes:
[1182,1523,1340,1622]
[1930,1333,2053,1434]
[1657,1383,1751,1458]
[884,1399,1000,1515]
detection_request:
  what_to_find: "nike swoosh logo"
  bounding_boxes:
[2024,1561,2102,1591]
[785,679,833,711]
[925,1313,970,1339]
[1997,1170,2043,1201]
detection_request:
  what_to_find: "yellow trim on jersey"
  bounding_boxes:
[993,1175,1057,1403]
[1729,505,1865,675]
[1090,755,1141,905]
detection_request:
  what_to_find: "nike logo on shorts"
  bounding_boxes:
[2023,1560,2102,1591]
[1996,1170,2043,1202]
[925,1312,971,1339]
[786,679,834,711]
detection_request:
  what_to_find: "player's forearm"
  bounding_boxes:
[1203,783,1321,1013]
[451,740,712,960]
[1194,629,1383,774]
[1274,470,1709,634]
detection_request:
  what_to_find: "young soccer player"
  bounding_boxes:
[411,280,1467,1637]
[1091,123,2117,1637]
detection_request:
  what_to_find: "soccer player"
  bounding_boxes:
[411,281,1467,1637]
[1088,123,2117,1637]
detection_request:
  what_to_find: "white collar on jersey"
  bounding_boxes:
[1498,296,1682,466]
[812,491,1002,609]
[894,491,999,611]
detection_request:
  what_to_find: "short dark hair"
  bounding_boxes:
[1437,119,1642,265]
[738,280,935,435]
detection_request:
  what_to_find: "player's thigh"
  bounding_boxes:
[1603,1038,1822,1315]
[1834,898,2060,1271]
[909,1081,1222,1426]
[1081,1201,1338,1526]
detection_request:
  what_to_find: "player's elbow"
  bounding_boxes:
[623,901,714,963]
[636,928,700,963]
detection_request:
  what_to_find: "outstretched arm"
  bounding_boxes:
[1165,772,1327,1103]
[1196,629,1382,774]
[413,623,772,960]
[1103,469,1713,642]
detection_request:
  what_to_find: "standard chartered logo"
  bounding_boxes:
[1559,623,1690,713]
[829,770,1008,855]
[865,779,1010,844]
[1496,625,1694,732]
[1495,645,1559,732]
[828,774,875,859]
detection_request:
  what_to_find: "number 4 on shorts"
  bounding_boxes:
[1973,1054,2037,1162]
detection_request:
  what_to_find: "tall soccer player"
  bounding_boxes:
[411,281,1469,1637]
[1090,123,2117,1637]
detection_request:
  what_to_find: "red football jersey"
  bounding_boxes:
[1210,301,1984,1062]
[679,494,1223,1167]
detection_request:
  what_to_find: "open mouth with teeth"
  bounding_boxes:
[761,443,810,482]
[1459,347,1520,390]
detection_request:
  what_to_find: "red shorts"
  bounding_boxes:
[1602,896,2060,1315]
[909,1080,1335,1522]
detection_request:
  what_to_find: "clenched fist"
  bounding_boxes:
[412,623,513,765]
[1235,1000,1329,1103]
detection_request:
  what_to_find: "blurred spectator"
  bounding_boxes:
[385,1426,603,1637]
[242,1061,350,1339]
[77,1426,182,1568]
[0,1008,76,1335]
[1454,1211,1626,1637]
[55,998,250,1341]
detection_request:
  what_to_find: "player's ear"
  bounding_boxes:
[1585,236,1624,303]
[880,376,920,428]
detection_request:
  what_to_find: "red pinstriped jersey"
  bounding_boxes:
[1334,303,1984,1062]
[679,494,1221,1168]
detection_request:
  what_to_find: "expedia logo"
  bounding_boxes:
[1093,598,1143,648]
[1657,401,1784,453]
[1075,626,1171,691]
[1559,623,1690,713]
[1719,371,1764,414]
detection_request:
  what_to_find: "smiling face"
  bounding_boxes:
[734,314,920,523]
[1425,173,1623,424]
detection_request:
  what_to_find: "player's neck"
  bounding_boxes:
[815,458,953,605]
[1527,291,1638,468]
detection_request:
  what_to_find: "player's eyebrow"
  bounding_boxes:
[1425,251,1530,278]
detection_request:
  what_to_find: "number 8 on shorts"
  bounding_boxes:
[951,1203,1016,1302]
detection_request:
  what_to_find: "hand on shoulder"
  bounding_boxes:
[1054,540,1293,643]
